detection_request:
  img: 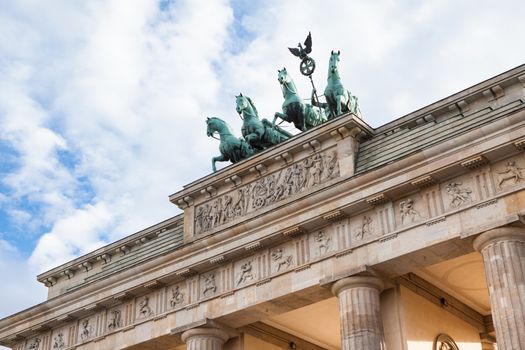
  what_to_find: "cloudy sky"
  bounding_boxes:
[0,0,524,325]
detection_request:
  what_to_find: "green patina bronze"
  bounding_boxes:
[324,50,361,118]
[236,93,291,150]
[272,68,327,132]
[206,117,256,172]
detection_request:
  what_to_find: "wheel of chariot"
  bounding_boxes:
[299,57,316,76]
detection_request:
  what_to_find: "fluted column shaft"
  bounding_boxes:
[332,275,385,350]
[181,327,229,350]
[474,227,525,350]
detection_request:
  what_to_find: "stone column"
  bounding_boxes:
[331,275,386,350]
[473,227,525,350]
[181,327,230,350]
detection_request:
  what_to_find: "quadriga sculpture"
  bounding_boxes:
[206,117,255,172]
[236,93,291,150]
[324,50,361,118]
[272,68,327,132]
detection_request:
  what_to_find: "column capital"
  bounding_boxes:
[331,275,384,296]
[473,226,525,252]
[181,327,230,344]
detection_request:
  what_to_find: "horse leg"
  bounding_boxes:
[273,112,289,130]
[212,155,227,172]
[336,95,344,116]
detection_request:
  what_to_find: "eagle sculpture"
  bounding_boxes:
[288,32,312,60]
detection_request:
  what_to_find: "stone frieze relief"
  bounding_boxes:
[195,150,340,234]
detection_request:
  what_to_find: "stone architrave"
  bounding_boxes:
[181,327,230,350]
[473,227,525,350]
[331,275,386,350]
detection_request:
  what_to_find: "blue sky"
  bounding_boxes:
[1,0,525,328]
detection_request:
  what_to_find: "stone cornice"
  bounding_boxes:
[375,63,525,134]
[36,214,182,287]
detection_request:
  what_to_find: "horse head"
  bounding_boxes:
[277,67,290,85]
[206,117,233,137]
[329,50,341,74]
[235,93,248,114]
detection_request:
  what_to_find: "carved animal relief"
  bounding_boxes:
[195,150,340,234]
[271,248,293,271]
[497,161,524,189]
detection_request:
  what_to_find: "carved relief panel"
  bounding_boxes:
[493,154,525,192]
[200,269,222,299]
[309,229,334,258]
[107,306,124,331]
[167,282,187,309]
[136,294,155,320]
[394,194,426,227]
[77,316,96,342]
[351,212,376,241]
[194,150,340,235]
[235,257,257,287]
[270,242,295,274]
[441,174,475,211]
[51,327,69,349]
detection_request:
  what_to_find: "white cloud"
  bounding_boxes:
[0,240,47,319]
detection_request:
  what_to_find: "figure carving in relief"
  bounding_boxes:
[446,182,472,207]
[324,151,339,178]
[271,248,293,271]
[28,338,41,350]
[497,161,524,189]
[314,231,331,255]
[234,186,250,216]
[202,273,217,297]
[52,333,65,349]
[304,153,324,187]
[237,261,254,285]
[138,296,153,318]
[195,151,340,234]
[80,319,93,341]
[355,215,373,240]
[399,198,421,224]
[169,286,184,307]
[107,309,122,330]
